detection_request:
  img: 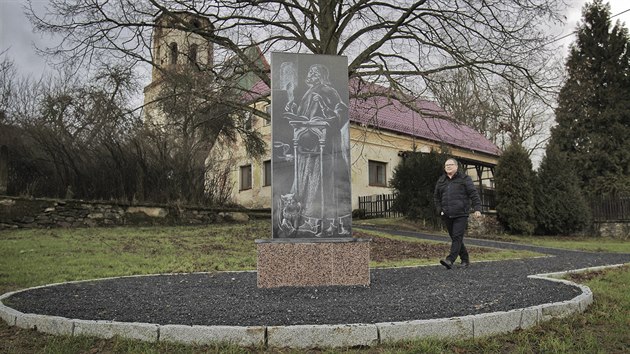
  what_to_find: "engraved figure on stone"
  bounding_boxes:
[277,63,351,237]
[278,193,301,236]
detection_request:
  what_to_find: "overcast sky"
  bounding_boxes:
[1,0,630,79]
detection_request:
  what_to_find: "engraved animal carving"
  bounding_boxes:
[279,193,301,235]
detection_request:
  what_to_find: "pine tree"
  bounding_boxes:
[549,0,630,195]
[390,150,446,225]
[535,144,591,235]
[495,142,535,235]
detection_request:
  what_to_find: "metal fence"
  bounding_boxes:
[358,188,496,219]
[479,188,496,212]
[590,195,630,222]
[358,192,629,223]
[357,194,402,218]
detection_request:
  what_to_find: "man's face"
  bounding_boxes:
[444,160,458,174]
[305,67,321,86]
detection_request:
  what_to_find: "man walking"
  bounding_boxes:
[434,158,482,269]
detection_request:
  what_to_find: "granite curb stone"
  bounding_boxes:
[470,310,523,338]
[73,320,159,342]
[266,323,378,349]
[15,313,74,335]
[159,324,265,346]
[377,317,473,343]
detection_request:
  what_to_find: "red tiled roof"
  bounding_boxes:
[246,79,501,156]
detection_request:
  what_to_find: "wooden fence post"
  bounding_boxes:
[0,145,8,195]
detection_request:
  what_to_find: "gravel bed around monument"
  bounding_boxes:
[3,228,630,327]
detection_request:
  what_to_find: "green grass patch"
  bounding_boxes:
[497,235,630,254]
[0,221,270,294]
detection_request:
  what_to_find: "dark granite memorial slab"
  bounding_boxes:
[270,53,352,239]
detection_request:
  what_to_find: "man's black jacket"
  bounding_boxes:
[433,171,482,218]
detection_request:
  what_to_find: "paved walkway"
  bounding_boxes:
[1,227,628,348]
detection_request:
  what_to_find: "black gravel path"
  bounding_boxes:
[4,227,630,327]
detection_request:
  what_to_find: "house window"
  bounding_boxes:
[264,105,271,126]
[369,160,387,187]
[240,165,252,190]
[263,160,271,187]
[244,112,255,131]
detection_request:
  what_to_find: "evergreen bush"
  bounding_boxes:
[390,150,446,226]
[495,143,535,235]
[535,145,591,235]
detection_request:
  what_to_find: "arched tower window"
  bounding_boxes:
[169,42,178,66]
[189,44,198,66]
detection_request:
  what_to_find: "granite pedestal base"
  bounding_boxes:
[256,238,371,288]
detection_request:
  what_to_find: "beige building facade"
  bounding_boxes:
[227,101,499,211]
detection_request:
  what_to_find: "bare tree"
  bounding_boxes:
[493,78,554,158]
[428,68,556,158]
[426,69,502,143]
[0,51,21,124]
[27,0,568,122]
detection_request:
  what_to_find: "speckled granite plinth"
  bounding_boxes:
[256,238,371,288]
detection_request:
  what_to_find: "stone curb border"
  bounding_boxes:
[0,264,626,349]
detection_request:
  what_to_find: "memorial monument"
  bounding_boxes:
[256,53,370,288]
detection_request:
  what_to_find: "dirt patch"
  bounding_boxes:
[354,231,490,262]
[566,270,608,283]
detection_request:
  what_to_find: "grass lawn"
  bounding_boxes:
[0,220,539,295]
[0,220,628,353]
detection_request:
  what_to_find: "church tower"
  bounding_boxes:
[143,11,213,123]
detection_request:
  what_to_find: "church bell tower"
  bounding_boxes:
[143,11,214,123]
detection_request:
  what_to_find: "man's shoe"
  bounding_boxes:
[440,259,453,269]
[460,261,470,268]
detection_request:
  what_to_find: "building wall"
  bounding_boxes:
[226,107,499,210]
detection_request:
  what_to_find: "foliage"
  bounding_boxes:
[534,144,591,235]
[351,208,367,219]
[1,66,143,199]
[549,0,630,195]
[495,142,535,234]
[0,63,238,204]
[390,150,446,225]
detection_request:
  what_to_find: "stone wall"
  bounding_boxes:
[0,196,268,230]
[593,222,630,239]
[467,213,502,238]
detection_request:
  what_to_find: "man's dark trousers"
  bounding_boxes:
[443,216,469,263]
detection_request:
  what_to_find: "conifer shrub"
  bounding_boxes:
[390,150,446,226]
[495,143,535,235]
[535,145,591,235]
